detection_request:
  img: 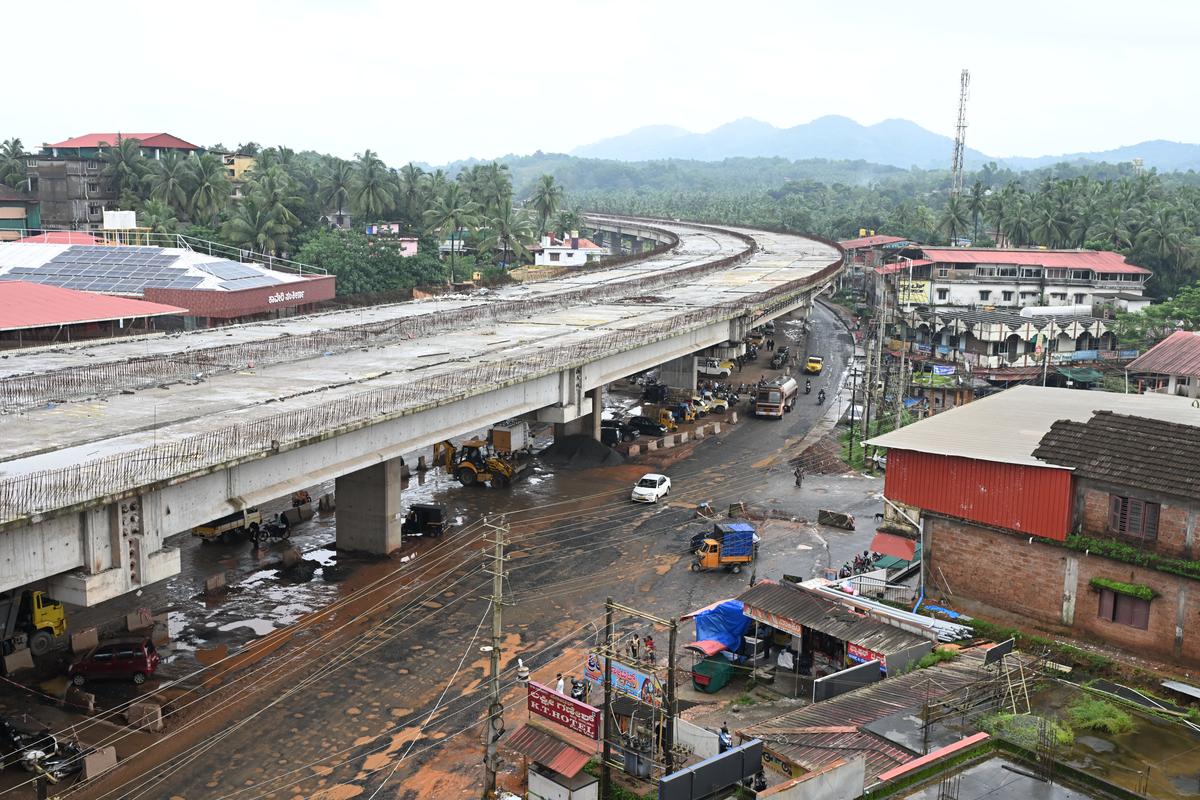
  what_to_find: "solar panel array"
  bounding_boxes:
[0,246,201,294]
[195,259,284,290]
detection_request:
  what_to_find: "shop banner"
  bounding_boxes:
[897,279,931,304]
[584,654,663,706]
[846,642,886,667]
[931,365,955,376]
[527,681,599,740]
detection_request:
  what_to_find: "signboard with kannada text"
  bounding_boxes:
[527,681,600,740]
[584,653,663,707]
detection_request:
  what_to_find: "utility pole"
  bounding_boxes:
[664,618,678,774]
[600,598,614,800]
[483,517,508,798]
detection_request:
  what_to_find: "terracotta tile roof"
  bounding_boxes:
[1127,331,1200,377]
[45,133,200,150]
[920,247,1150,275]
[504,724,591,777]
[840,234,907,249]
[875,259,932,274]
[0,281,185,332]
[1033,410,1200,501]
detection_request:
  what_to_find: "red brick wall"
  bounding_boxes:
[1078,486,1192,559]
[927,514,1200,667]
[143,275,335,319]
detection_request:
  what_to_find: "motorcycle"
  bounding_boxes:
[804,380,812,395]
[817,389,826,405]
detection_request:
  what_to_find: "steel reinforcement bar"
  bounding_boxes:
[0,222,707,414]
[0,232,843,524]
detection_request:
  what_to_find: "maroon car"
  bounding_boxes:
[68,638,159,686]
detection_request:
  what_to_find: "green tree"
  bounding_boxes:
[967,180,987,242]
[0,138,26,189]
[100,136,149,198]
[397,163,428,226]
[320,158,354,220]
[146,152,190,215]
[295,228,445,294]
[185,152,231,226]
[529,174,564,234]
[938,196,970,244]
[481,197,536,267]
[221,194,289,255]
[423,183,479,282]
[351,149,394,219]
[139,199,179,234]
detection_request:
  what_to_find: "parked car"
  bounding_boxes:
[705,395,730,413]
[804,355,824,374]
[631,474,672,503]
[626,416,669,437]
[601,420,638,442]
[696,358,733,378]
[68,638,160,686]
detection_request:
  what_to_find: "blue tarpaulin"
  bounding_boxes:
[693,600,751,651]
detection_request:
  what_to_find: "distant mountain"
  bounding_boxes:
[573,115,990,170]
[1000,140,1200,172]
[573,117,1200,173]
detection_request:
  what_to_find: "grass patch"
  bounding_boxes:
[732,693,757,706]
[1088,577,1156,600]
[980,713,1074,749]
[1067,697,1135,735]
[914,648,959,669]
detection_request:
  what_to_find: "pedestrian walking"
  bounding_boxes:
[556,673,565,694]
[793,465,804,488]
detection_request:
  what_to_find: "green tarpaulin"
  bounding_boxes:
[1056,367,1104,382]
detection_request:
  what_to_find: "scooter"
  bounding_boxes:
[804,380,812,395]
[817,389,826,405]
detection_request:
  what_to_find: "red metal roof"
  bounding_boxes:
[1127,330,1200,378]
[46,133,200,150]
[0,281,185,332]
[505,724,591,777]
[840,234,907,250]
[684,640,728,656]
[17,231,100,245]
[883,450,1073,540]
[920,247,1150,275]
[870,532,916,561]
[875,259,932,275]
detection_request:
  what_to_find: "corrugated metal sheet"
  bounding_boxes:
[737,581,930,655]
[920,247,1150,274]
[505,724,591,778]
[883,450,1072,540]
[1128,330,1200,378]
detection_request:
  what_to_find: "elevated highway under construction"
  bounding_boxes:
[0,217,842,606]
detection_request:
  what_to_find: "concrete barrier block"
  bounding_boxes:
[729,412,738,424]
[70,627,99,654]
[660,437,674,450]
[83,746,118,780]
[204,572,227,595]
[644,440,658,452]
[126,608,154,632]
[318,493,335,512]
[3,649,33,674]
[678,432,689,443]
[712,423,722,434]
[627,444,641,457]
[281,547,302,568]
[66,686,95,714]
[694,426,706,439]
[125,702,163,732]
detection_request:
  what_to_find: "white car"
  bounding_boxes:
[631,473,671,503]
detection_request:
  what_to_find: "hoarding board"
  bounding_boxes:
[897,279,931,304]
[659,739,763,800]
[584,654,663,706]
[527,681,600,740]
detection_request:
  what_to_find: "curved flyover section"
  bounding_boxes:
[0,218,841,603]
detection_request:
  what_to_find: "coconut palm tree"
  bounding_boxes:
[529,174,564,234]
[146,153,190,215]
[967,181,987,243]
[351,149,394,219]
[221,195,289,255]
[1088,204,1132,249]
[938,196,970,245]
[0,138,26,189]
[423,183,479,282]
[397,163,428,225]
[185,153,231,226]
[482,197,536,267]
[101,136,149,198]
[250,165,303,229]
[139,199,178,234]
[320,158,354,220]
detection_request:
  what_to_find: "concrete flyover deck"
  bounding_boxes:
[0,217,842,604]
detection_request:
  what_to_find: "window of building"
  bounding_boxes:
[937,268,949,278]
[997,267,1019,278]
[1050,292,1067,300]
[1071,270,1089,280]
[228,169,236,177]
[979,290,991,301]
[1108,495,1159,539]
[1046,268,1068,279]
[976,266,996,277]
[936,288,949,301]
[86,161,100,171]
[87,181,99,193]
[1074,293,1086,304]
[549,252,560,262]
[1020,268,1043,279]
[1002,291,1014,302]
[26,158,37,167]
[1098,589,1150,630]
[88,203,102,217]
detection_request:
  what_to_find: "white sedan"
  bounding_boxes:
[631,473,672,503]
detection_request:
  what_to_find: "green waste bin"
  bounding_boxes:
[692,656,734,693]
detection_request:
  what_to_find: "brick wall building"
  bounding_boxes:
[869,386,1200,667]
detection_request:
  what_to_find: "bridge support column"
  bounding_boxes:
[658,355,696,392]
[588,385,604,441]
[335,457,404,554]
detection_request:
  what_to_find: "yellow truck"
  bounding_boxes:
[193,508,263,543]
[0,590,67,657]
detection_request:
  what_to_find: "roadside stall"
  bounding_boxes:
[504,680,600,800]
[736,580,932,698]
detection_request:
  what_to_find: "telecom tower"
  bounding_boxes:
[950,68,970,196]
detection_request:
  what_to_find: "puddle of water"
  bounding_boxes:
[218,619,276,636]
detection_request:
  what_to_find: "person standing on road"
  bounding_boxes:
[794,465,804,488]
[644,635,656,664]
[556,673,565,694]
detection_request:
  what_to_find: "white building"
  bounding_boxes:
[533,232,609,267]
[878,247,1151,311]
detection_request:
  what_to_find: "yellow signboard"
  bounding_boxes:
[897,279,931,304]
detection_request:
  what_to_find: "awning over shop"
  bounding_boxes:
[506,724,591,778]
[870,532,917,561]
[1056,366,1104,382]
[685,639,728,657]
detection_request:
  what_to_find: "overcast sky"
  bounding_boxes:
[12,0,1196,166]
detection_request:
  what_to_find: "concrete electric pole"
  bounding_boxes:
[482,517,508,798]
